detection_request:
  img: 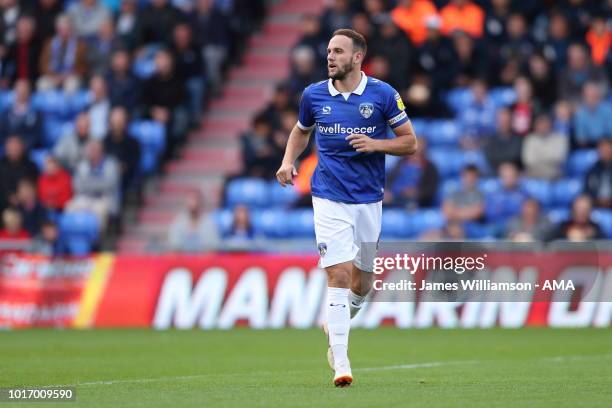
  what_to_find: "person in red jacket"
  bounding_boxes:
[37,156,73,211]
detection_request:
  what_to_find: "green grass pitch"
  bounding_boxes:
[1,328,611,407]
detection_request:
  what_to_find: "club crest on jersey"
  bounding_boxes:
[318,243,327,256]
[359,102,374,119]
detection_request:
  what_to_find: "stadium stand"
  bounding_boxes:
[0,0,610,255]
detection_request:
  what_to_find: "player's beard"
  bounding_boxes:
[328,61,353,80]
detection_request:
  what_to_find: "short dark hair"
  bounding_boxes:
[332,28,367,55]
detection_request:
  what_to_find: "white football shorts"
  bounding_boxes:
[312,196,382,272]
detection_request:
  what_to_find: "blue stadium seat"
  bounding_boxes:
[410,119,429,139]
[252,209,289,238]
[0,90,14,112]
[381,209,411,238]
[551,178,583,207]
[32,90,70,119]
[428,148,463,178]
[129,121,166,175]
[409,209,445,236]
[68,90,92,117]
[546,207,570,224]
[30,149,49,171]
[59,211,100,256]
[464,222,497,239]
[520,178,552,207]
[489,87,517,107]
[43,118,74,148]
[226,178,269,208]
[427,120,461,147]
[212,209,233,236]
[445,88,472,113]
[435,177,461,205]
[268,181,299,207]
[565,149,598,177]
[287,209,315,238]
[592,209,612,238]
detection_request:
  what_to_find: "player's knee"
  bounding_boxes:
[326,265,351,288]
[350,273,373,296]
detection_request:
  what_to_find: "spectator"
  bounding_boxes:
[386,139,439,208]
[459,78,497,139]
[0,136,38,210]
[104,107,140,192]
[37,155,73,211]
[485,161,526,224]
[141,49,188,154]
[440,0,484,39]
[321,0,353,36]
[38,14,88,91]
[225,204,256,244]
[86,18,121,75]
[295,15,328,67]
[29,219,65,256]
[106,49,140,110]
[66,139,120,229]
[15,178,47,236]
[484,108,522,171]
[499,13,534,64]
[31,0,63,44]
[369,16,413,90]
[261,84,294,131]
[558,43,607,104]
[0,206,30,241]
[0,79,42,150]
[522,113,568,180]
[509,76,537,137]
[586,16,610,66]
[390,0,438,46]
[451,30,489,86]
[351,13,373,44]
[552,100,572,138]
[115,0,140,50]
[54,112,91,171]
[506,198,552,242]
[67,0,111,39]
[171,22,205,125]
[167,191,219,252]
[0,0,21,46]
[416,15,455,90]
[541,11,570,73]
[574,81,612,147]
[241,114,274,178]
[483,0,511,46]
[526,53,557,110]
[293,145,317,208]
[3,15,40,86]
[442,165,484,223]
[363,0,388,27]
[191,0,230,94]
[139,0,182,46]
[288,46,322,97]
[552,195,603,241]
[584,138,612,208]
[403,74,450,118]
[87,75,111,139]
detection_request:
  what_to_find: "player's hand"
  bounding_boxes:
[346,133,379,153]
[276,163,298,187]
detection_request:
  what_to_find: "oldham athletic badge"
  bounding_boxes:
[359,102,373,119]
[318,243,327,256]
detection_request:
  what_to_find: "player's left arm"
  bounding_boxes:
[346,120,417,156]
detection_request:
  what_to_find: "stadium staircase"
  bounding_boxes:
[117,0,325,252]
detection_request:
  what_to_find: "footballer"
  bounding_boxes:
[276,28,418,387]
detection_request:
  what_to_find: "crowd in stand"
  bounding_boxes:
[228,0,611,248]
[0,0,264,255]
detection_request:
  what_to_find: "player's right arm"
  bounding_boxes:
[276,87,315,187]
[276,125,313,186]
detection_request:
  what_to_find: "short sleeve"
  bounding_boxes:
[383,86,409,129]
[297,87,315,130]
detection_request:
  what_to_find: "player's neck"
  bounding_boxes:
[333,69,363,94]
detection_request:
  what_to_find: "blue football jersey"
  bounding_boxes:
[297,73,409,204]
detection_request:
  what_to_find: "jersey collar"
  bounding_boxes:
[327,71,368,97]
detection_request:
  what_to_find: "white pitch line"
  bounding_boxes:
[44,353,612,388]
